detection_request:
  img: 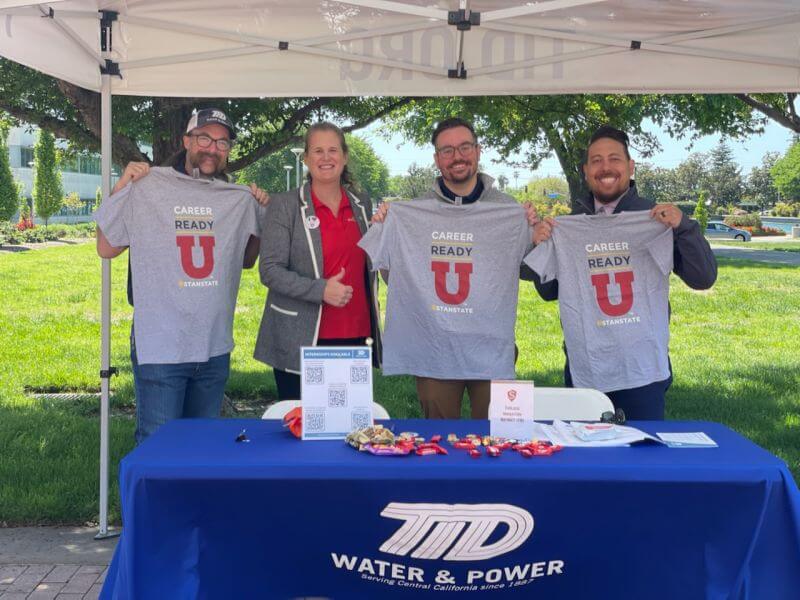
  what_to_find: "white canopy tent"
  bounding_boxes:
[2,0,800,96]
[1,0,799,537]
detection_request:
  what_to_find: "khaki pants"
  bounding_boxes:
[415,377,490,419]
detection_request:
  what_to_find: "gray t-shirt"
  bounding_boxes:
[359,199,532,380]
[95,167,259,365]
[524,211,674,392]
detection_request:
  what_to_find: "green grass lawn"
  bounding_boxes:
[1,243,798,524]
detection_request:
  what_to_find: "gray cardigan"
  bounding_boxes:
[253,183,383,373]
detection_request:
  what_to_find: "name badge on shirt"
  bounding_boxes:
[306,215,320,230]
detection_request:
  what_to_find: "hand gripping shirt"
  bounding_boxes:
[524,211,674,393]
[95,167,259,365]
[358,199,532,380]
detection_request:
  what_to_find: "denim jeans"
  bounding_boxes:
[131,337,230,444]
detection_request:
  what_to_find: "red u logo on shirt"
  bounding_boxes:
[176,235,215,279]
[590,271,634,316]
[431,261,472,305]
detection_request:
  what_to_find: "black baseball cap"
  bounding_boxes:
[185,108,236,140]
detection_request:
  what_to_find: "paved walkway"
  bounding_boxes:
[0,528,118,600]
[0,565,106,599]
[711,245,800,265]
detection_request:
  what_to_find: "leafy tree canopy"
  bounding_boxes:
[237,134,390,199]
[383,94,764,201]
[771,141,800,201]
[387,163,438,199]
[745,152,780,210]
[0,58,411,171]
[32,129,64,226]
[0,121,18,221]
[344,135,390,201]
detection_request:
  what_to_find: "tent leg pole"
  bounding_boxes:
[96,72,118,541]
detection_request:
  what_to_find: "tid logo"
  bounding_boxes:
[379,503,533,561]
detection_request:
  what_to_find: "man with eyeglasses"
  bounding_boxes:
[95,108,269,442]
[365,117,536,420]
[528,125,717,420]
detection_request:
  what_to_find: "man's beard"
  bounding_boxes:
[188,150,225,176]
[591,173,628,204]
[445,161,475,184]
[593,190,621,204]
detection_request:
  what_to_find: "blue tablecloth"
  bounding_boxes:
[101,419,800,599]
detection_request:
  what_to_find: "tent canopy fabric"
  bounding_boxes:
[1,0,799,98]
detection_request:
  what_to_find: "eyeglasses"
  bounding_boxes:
[600,408,626,425]
[436,141,477,159]
[189,134,232,152]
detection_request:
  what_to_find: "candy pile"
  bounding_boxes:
[345,427,562,459]
[345,426,448,456]
[447,433,563,458]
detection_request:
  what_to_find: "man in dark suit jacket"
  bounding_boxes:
[531,125,717,419]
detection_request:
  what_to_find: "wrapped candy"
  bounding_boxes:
[486,446,502,458]
[345,424,396,450]
[415,443,448,456]
[363,443,412,456]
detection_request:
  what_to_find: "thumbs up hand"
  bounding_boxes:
[323,268,354,307]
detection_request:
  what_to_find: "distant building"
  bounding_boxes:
[7,125,122,223]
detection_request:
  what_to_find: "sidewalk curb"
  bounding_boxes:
[0,527,118,565]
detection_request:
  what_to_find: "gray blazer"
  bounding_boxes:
[254,183,383,373]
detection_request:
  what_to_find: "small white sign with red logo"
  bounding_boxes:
[489,380,534,440]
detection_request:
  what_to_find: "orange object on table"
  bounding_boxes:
[282,407,302,438]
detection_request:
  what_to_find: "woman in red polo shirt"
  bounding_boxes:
[254,122,382,399]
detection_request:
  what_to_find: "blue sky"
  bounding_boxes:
[361,118,796,186]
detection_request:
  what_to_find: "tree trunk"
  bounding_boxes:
[152,99,194,165]
[544,126,588,205]
[735,93,800,133]
[55,80,148,166]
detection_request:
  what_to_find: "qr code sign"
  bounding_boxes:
[304,365,324,385]
[350,365,369,385]
[351,411,371,430]
[328,386,347,408]
[304,410,325,432]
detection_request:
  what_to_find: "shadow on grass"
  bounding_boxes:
[227,366,274,402]
[0,245,31,253]
[30,360,138,418]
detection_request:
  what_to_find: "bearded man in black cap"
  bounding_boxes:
[95,108,269,442]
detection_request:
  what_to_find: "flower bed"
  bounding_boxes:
[739,225,785,237]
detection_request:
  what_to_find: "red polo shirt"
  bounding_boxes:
[312,188,371,339]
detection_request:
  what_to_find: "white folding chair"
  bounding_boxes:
[371,403,390,420]
[261,400,391,420]
[261,400,301,420]
[532,387,613,421]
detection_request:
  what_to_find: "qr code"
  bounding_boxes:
[305,410,325,432]
[328,386,347,408]
[304,365,324,385]
[350,365,369,385]
[351,410,371,430]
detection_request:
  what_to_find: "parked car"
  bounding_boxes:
[705,221,751,242]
